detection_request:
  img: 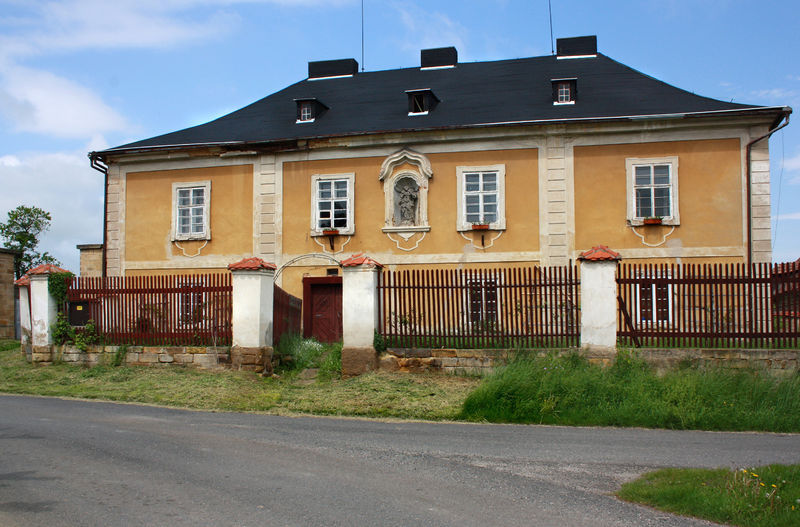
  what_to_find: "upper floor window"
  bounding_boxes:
[626,157,680,226]
[295,98,327,123]
[552,78,576,105]
[172,181,211,241]
[406,89,439,116]
[456,164,506,231]
[310,173,355,235]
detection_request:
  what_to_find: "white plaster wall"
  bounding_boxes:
[18,287,31,344]
[29,276,56,347]
[342,267,379,348]
[231,270,274,348]
[579,260,618,349]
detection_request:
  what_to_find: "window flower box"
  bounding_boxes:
[471,224,490,231]
[643,217,663,225]
[322,229,339,236]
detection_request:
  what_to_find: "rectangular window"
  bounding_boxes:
[172,181,211,241]
[299,101,313,122]
[626,157,680,226]
[552,78,577,105]
[468,279,499,327]
[456,165,506,231]
[636,277,672,324]
[311,174,355,235]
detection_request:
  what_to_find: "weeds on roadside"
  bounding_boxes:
[618,464,800,527]
[459,352,800,431]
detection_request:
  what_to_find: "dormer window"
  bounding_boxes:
[552,78,577,105]
[406,89,439,116]
[295,98,327,123]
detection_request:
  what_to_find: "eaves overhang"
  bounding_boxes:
[91,105,790,161]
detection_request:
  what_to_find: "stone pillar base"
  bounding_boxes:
[231,346,273,374]
[30,345,53,364]
[341,347,378,377]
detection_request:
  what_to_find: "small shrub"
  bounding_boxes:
[51,312,74,345]
[275,334,325,372]
[111,344,128,367]
[318,343,342,381]
[373,330,387,353]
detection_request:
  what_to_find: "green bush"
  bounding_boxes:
[460,352,800,432]
[275,334,325,372]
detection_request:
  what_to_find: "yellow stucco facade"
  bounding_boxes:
[124,164,253,274]
[573,138,743,256]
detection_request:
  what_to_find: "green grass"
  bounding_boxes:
[618,464,800,527]
[459,351,800,431]
[0,340,477,419]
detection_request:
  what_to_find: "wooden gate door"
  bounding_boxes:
[302,276,343,343]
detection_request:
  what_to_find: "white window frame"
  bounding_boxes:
[171,181,211,241]
[626,156,680,226]
[633,270,673,324]
[310,173,355,236]
[297,101,315,123]
[456,165,506,231]
[552,78,576,106]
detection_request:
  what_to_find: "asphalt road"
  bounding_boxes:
[1,395,798,526]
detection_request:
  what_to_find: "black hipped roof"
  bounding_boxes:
[104,52,772,154]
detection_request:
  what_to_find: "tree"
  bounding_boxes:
[0,205,60,279]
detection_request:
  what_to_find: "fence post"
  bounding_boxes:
[341,253,383,377]
[25,264,71,364]
[228,257,276,373]
[15,279,31,356]
[578,246,621,351]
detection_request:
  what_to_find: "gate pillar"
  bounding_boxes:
[578,246,620,351]
[341,253,383,377]
[228,257,276,373]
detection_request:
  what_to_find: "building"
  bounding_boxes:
[86,36,790,342]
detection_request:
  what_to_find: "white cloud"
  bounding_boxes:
[0,65,130,138]
[394,4,467,55]
[750,88,797,103]
[0,155,21,167]
[0,150,104,273]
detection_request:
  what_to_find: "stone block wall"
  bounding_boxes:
[378,347,800,377]
[77,244,103,276]
[0,249,17,339]
[47,344,272,373]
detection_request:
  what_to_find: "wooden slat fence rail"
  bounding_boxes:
[273,284,302,345]
[617,262,800,348]
[66,273,233,346]
[377,265,580,349]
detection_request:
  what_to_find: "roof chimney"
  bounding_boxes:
[308,58,359,79]
[420,47,458,69]
[556,36,597,58]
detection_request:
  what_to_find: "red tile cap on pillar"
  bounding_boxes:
[14,275,30,286]
[26,263,71,275]
[227,257,277,271]
[341,253,383,268]
[578,245,621,261]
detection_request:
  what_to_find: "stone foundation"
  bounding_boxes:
[231,346,273,374]
[378,347,800,376]
[32,344,271,372]
[342,346,378,377]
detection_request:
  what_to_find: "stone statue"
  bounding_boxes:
[395,178,419,226]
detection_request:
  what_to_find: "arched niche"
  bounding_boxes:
[379,149,432,240]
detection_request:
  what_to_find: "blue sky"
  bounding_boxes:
[1,0,798,272]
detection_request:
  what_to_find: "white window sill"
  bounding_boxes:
[296,118,315,124]
[628,219,679,227]
[310,229,354,237]
[553,101,575,106]
[408,111,429,116]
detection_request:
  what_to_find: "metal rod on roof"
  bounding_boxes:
[549,0,554,55]
[361,0,365,71]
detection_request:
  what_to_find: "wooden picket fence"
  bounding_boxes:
[66,274,232,346]
[617,262,800,348]
[273,284,302,345]
[377,266,580,349]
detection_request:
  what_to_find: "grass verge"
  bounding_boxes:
[459,351,800,432]
[0,340,476,419]
[618,464,800,527]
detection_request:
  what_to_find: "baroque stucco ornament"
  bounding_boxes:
[380,149,433,250]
